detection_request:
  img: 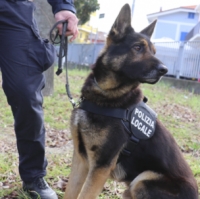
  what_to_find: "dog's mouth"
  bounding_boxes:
[140,65,167,84]
[139,73,162,84]
[140,78,160,84]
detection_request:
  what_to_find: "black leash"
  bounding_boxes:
[49,20,76,108]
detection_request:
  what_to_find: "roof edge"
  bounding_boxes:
[147,7,196,18]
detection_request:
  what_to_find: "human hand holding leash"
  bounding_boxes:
[55,10,79,42]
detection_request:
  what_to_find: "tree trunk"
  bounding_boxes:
[33,0,56,96]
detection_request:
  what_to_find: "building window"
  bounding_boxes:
[188,12,195,19]
[180,32,188,41]
[99,13,105,18]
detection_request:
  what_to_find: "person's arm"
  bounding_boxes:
[47,0,76,15]
[48,0,78,41]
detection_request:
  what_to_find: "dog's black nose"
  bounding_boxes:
[157,64,168,75]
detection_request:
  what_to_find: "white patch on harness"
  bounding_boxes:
[130,103,156,139]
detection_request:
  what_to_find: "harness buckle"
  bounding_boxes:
[121,149,131,156]
[130,135,139,143]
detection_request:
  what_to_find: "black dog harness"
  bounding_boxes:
[79,97,157,157]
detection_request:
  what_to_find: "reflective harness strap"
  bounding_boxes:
[79,100,128,120]
[79,97,149,119]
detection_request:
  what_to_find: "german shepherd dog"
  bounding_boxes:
[64,4,198,199]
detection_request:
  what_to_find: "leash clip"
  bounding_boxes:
[69,98,76,108]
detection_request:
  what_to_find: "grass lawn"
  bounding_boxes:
[0,68,200,198]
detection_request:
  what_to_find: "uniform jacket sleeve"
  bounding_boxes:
[47,0,76,15]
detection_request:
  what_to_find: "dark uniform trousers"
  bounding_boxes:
[0,0,56,182]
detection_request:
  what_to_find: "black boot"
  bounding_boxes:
[23,177,58,199]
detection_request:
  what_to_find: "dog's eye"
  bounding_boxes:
[133,45,142,51]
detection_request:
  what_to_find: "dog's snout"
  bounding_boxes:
[157,64,168,75]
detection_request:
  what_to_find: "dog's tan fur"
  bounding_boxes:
[64,4,198,199]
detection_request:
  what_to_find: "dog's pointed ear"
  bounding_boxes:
[108,4,132,42]
[140,20,157,38]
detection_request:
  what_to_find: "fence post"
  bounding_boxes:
[92,43,96,64]
[176,41,185,79]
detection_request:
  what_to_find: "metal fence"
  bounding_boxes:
[66,41,200,80]
[66,43,105,69]
[154,41,200,80]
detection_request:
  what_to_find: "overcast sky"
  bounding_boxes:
[93,0,200,33]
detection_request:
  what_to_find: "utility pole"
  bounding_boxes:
[94,13,105,43]
[132,0,136,17]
